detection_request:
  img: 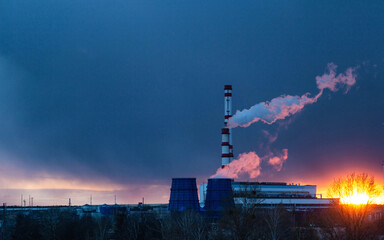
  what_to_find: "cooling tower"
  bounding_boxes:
[204,178,234,212]
[169,178,200,211]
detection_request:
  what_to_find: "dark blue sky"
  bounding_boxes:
[0,1,383,204]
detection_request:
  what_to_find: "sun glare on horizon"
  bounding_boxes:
[327,173,384,205]
[339,189,370,205]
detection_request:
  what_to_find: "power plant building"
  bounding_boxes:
[200,181,335,210]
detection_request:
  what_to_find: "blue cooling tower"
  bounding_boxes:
[204,178,234,212]
[169,178,200,211]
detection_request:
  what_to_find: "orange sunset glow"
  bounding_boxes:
[326,172,384,205]
[340,190,370,205]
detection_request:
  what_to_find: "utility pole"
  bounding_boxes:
[90,195,92,205]
[2,203,6,240]
[114,195,116,205]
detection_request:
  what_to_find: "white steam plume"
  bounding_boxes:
[316,63,357,92]
[212,152,261,179]
[268,149,288,171]
[211,149,288,179]
[228,93,320,127]
[228,63,358,128]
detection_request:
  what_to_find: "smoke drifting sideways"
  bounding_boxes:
[228,63,358,128]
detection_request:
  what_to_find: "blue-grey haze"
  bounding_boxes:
[0,1,383,191]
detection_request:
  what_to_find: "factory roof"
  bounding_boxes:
[233,181,316,187]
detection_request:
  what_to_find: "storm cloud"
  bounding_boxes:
[0,0,384,204]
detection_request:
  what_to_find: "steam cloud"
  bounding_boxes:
[268,149,288,171]
[211,149,288,179]
[213,63,358,179]
[228,63,358,128]
[316,63,357,92]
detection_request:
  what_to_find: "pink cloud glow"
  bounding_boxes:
[228,63,358,129]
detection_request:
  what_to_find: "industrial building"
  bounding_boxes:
[199,181,335,210]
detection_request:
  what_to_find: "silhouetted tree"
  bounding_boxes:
[213,184,266,240]
[40,209,60,240]
[138,212,162,239]
[318,173,381,240]
[263,206,293,240]
[291,211,320,240]
[114,211,161,240]
[215,206,262,240]
[161,210,207,240]
[12,213,42,240]
[55,211,82,240]
[95,216,112,240]
[114,212,138,240]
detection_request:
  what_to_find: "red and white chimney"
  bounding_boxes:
[221,128,230,166]
[222,85,234,167]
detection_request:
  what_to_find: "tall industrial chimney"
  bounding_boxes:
[222,85,234,167]
[221,128,230,166]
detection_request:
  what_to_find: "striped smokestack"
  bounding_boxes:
[221,128,230,166]
[222,85,233,167]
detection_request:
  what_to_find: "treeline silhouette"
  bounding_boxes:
[2,206,384,240]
